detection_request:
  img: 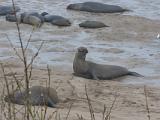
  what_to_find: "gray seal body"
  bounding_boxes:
[73,47,142,80]
[67,2,129,13]
[22,15,42,27]
[6,14,21,23]
[0,5,20,16]
[79,21,108,28]
[21,12,44,22]
[44,15,71,26]
[21,12,44,27]
[4,86,59,108]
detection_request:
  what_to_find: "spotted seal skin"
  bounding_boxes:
[73,47,143,80]
[4,86,59,108]
[79,21,109,28]
[67,2,129,13]
[0,5,20,16]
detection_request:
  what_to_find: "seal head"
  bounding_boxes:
[77,47,88,60]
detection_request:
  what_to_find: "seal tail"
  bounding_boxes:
[128,71,144,77]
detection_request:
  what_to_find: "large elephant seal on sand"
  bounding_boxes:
[4,86,59,108]
[73,47,143,80]
[67,2,129,13]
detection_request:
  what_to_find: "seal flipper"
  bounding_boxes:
[72,73,92,79]
[91,71,99,80]
[128,71,144,77]
[47,98,56,108]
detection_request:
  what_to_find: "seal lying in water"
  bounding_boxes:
[21,12,44,27]
[0,5,20,16]
[73,47,143,80]
[22,15,42,27]
[6,12,44,27]
[44,14,71,26]
[21,12,45,22]
[4,86,59,107]
[67,2,129,13]
[6,14,21,23]
[79,21,109,28]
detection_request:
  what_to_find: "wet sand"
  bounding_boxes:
[0,13,160,120]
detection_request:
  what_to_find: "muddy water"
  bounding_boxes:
[0,0,160,86]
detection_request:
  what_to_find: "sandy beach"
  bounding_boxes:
[0,10,160,120]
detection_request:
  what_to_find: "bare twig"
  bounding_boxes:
[85,85,95,120]
[144,86,151,120]
[43,65,51,120]
[65,102,74,120]
[105,93,117,120]
[5,34,24,62]
[24,27,35,52]
[102,105,107,120]
[28,64,33,81]
[8,67,24,93]
[47,110,57,120]
[76,114,86,120]
[11,0,30,119]
[47,65,51,88]
[1,63,12,120]
[27,41,44,69]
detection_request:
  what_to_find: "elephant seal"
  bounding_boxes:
[41,12,49,16]
[73,47,143,80]
[4,86,59,108]
[79,21,108,28]
[44,14,71,26]
[67,2,129,13]
[6,14,21,23]
[6,12,44,27]
[22,15,42,27]
[51,18,71,26]
[21,12,45,22]
[0,5,20,16]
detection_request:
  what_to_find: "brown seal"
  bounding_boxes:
[4,86,59,108]
[73,47,143,80]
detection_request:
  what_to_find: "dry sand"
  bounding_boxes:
[0,13,160,120]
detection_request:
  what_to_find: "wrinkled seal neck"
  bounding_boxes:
[75,52,86,61]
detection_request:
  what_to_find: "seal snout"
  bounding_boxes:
[78,47,88,53]
[67,4,74,9]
